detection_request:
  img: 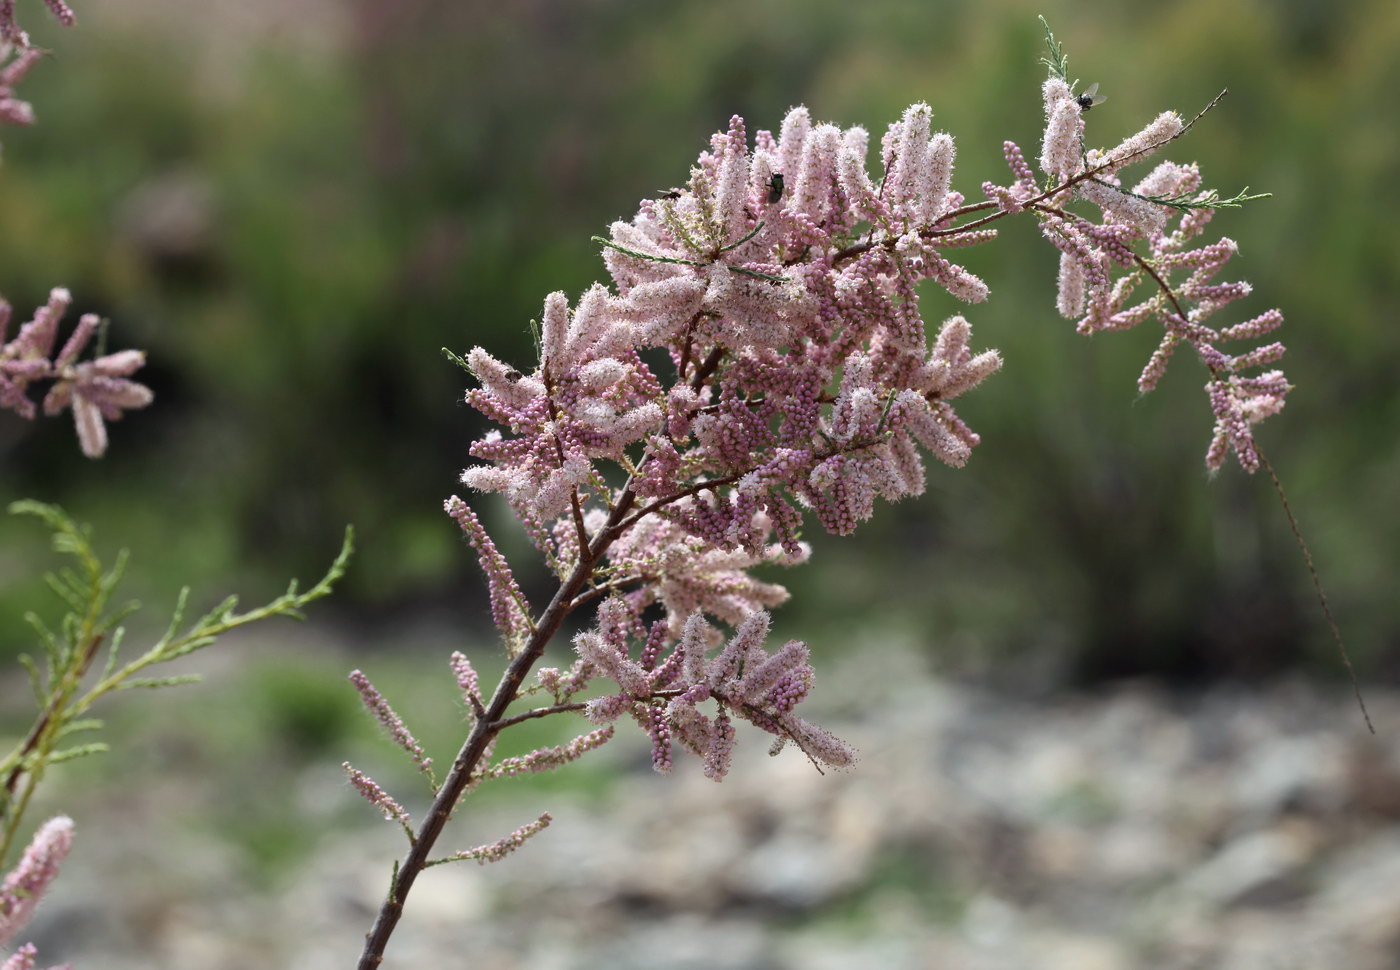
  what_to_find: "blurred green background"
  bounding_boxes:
[2,0,1398,686]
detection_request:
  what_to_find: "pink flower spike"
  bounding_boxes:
[1221,308,1284,341]
[780,716,857,769]
[482,726,613,780]
[0,47,42,126]
[677,612,712,686]
[444,496,531,651]
[453,812,552,865]
[69,393,105,459]
[886,102,933,218]
[584,693,630,724]
[0,45,36,82]
[1040,91,1081,180]
[343,763,413,829]
[41,0,75,27]
[713,115,751,245]
[702,708,736,781]
[348,669,433,776]
[88,348,147,377]
[705,610,770,692]
[736,638,810,705]
[573,627,648,697]
[448,651,482,709]
[6,289,69,361]
[1056,250,1086,318]
[51,314,96,370]
[1099,110,1183,175]
[776,106,811,196]
[0,816,73,948]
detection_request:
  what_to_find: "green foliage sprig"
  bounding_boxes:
[0,501,353,864]
[1086,177,1273,211]
[1038,15,1074,89]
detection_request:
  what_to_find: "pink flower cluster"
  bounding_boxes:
[980,78,1290,472]
[571,600,853,781]
[1,288,153,458]
[458,104,1002,583]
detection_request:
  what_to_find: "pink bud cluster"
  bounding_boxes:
[575,598,853,780]
[0,288,153,458]
[0,816,72,969]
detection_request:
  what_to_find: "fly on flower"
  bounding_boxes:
[1076,82,1107,112]
[767,172,785,204]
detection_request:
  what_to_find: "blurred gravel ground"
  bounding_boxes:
[29,643,1400,970]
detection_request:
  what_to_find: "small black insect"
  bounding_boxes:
[1076,82,1107,112]
[658,188,683,200]
[504,369,523,382]
[767,172,785,205]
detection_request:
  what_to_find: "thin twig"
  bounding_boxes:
[676,311,703,383]
[618,473,746,533]
[569,489,590,562]
[355,485,637,969]
[489,686,690,736]
[568,575,646,613]
[1260,453,1374,734]
[490,702,589,731]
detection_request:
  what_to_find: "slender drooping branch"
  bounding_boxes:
[356,485,644,968]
